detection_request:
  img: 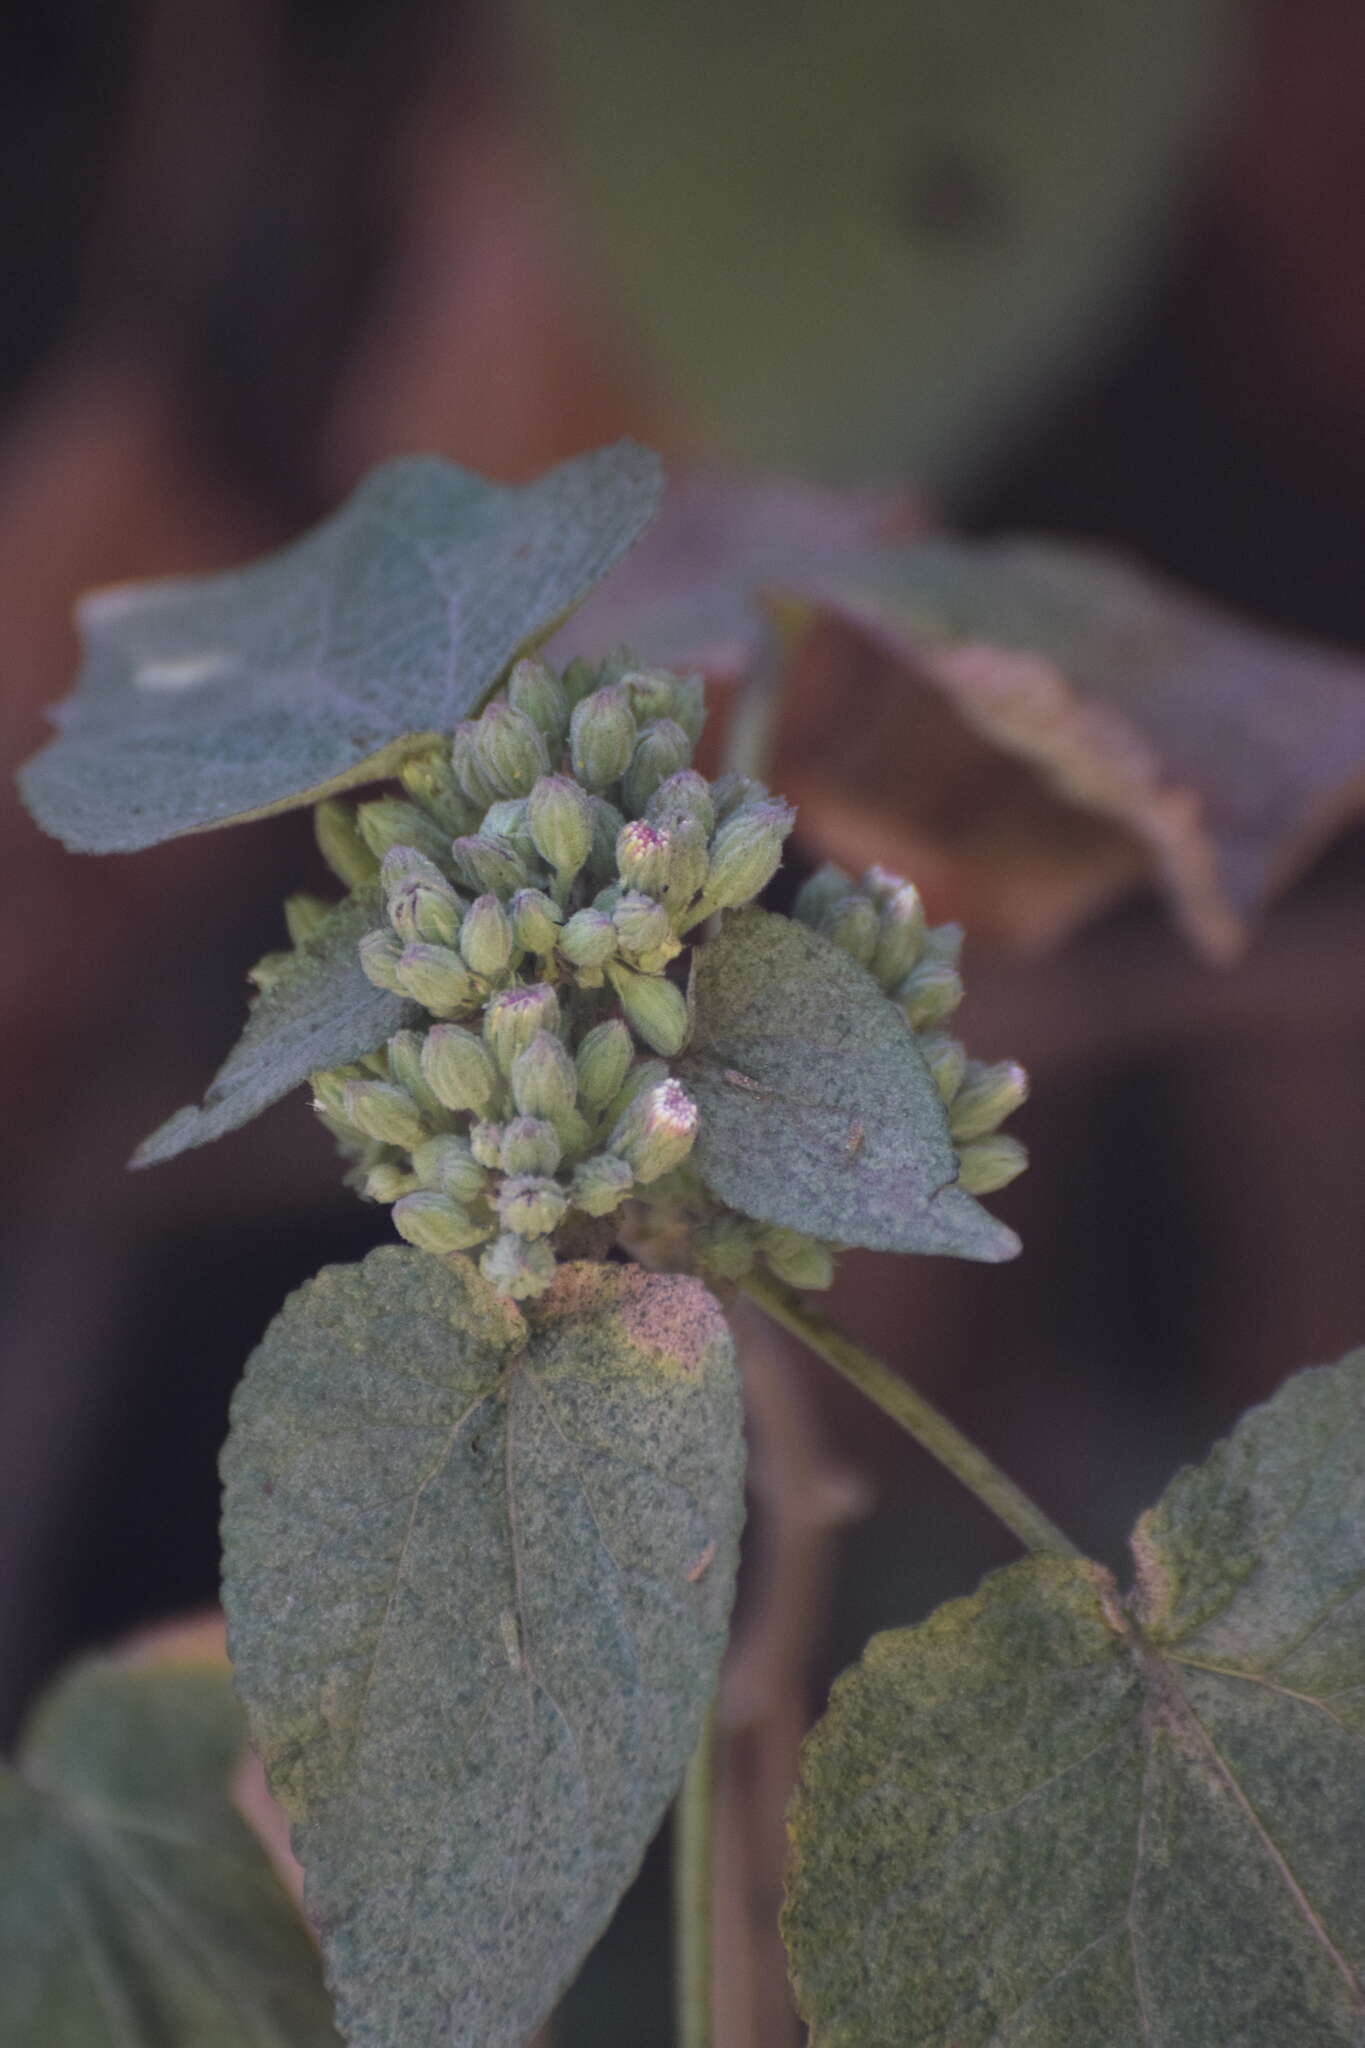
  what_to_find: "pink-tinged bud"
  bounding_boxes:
[608,1076,699,1183]
[615,818,673,896]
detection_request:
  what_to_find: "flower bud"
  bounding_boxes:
[450,834,529,898]
[588,797,626,879]
[359,929,405,993]
[380,841,449,896]
[364,1161,418,1203]
[342,1079,428,1150]
[510,1030,578,1121]
[560,655,599,707]
[511,888,563,956]
[392,1191,492,1254]
[709,772,765,821]
[608,1076,699,1183]
[670,674,706,747]
[574,1019,633,1111]
[527,774,593,879]
[282,893,330,948]
[918,1031,966,1105]
[483,983,560,1074]
[613,891,671,957]
[896,958,964,1030]
[451,720,501,810]
[622,718,692,817]
[480,798,539,863]
[703,798,794,910]
[694,1216,758,1281]
[559,908,618,973]
[459,894,514,978]
[357,797,451,868]
[397,748,481,836]
[607,961,689,1055]
[481,1230,556,1300]
[619,666,678,722]
[248,949,292,992]
[601,1057,668,1130]
[411,1134,487,1204]
[924,920,964,969]
[382,846,462,946]
[387,1029,447,1119]
[470,1121,505,1168]
[663,817,710,916]
[310,1065,364,1121]
[571,1153,634,1216]
[315,797,380,888]
[570,683,636,791]
[472,701,550,798]
[956,1134,1028,1195]
[394,944,484,1016]
[500,1116,562,1175]
[824,895,879,966]
[615,819,671,896]
[497,1174,569,1239]
[761,1228,835,1291]
[507,656,568,744]
[793,861,854,930]
[648,769,714,838]
[948,1060,1029,1144]
[420,1024,499,1114]
[871,882,927,988]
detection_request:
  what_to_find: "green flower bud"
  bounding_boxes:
[648,769,714,837]
[574,1019,633,1111]
[710,772,765,821]
[595,645,637,688]
[615,818,673,896]
[571,1153,634,1216]
[358,929,405,993]
[510,1030,578,1121]
[588,797,626,879]
[663,817,710,917]
[394,943,484,1016]
[479,798,537,860]
[918,1031,967,1104]
[472,701,551,798]
[761,1228,835,1290]
[380,842,449,896]
[793,861,854,929]
[703,798,794,911]
[620,666,678,723]
[480,1230,556,1300]
[527,774,593,879]
[483,983,560,1073]
[613,891,671,957]
[387,1028,447,1119]
[411,1134,487,1204]
[670,674,706,748]
[452,720,502,810]
[282,892,330,947]
[420,1023,499,1114]
[897,958,964,1030]
[507,656,568,744]
[450,834,529,897]
[559,908,618,973]
[871,881,927,988]
[622,718,692,817]
[248,949,293,992]
[924,920,964,969]
[342,1079,428,1150]
[470,1120,505,1168]
[510,887,563,956]
[601,1057,669,1130]
[694,1216,758,1282]
[608,1075,699,1183]
[560,654,599,707]
[956,1133,1028,1195]
[948,1060,1029,1144]
[357,797,451,868]
[397,748,481,836]
[382,846,463,946]
[310,1065,365,1121]
[500,1116,562,1175]
[607,961,689,1055]
[315,797,380,888]
[497,1174,569,1239]
[824,894,879,967]
[459,893,514,977]
[393,1191,492,1254]
[570,683,636,791]
[364,1161,419,1203]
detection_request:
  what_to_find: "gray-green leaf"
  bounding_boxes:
[785,1346,1365,2045]
[0,1652,338,2046]
[133,889,415,1168]
[222,1248,744,2048]
[682,907,1018,1261]
[19,443,662,853]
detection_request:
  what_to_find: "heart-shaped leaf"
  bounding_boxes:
[683,907,1018,1261]
[0,1649,338,2045]
[222,1248,743,2048]
[20,442,662,852]
[785,1346,1365,2044]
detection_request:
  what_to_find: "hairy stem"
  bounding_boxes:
[674,1699,717,2048]
[739,1270,1080,1558]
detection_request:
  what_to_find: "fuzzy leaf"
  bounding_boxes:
[134,889,415,1168]
[785,1347,1365,2044]
[222,1249,743,2048]
[682,907,1018,1261]
[20,443,662,853]
[0,1651,338,2045]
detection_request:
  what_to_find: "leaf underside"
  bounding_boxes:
[19,442,662,853]
[222,1248,744,2048]
[0,1656,338,2046]
[683,907,1018,1261]
[785,1347,1365,2045]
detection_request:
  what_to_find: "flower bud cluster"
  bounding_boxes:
[310,651,796,1297]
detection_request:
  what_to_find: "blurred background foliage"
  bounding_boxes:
[4,2,1365,2041]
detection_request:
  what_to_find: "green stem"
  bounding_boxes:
[673,1698,717,2048]
[739,1271,1080,1558]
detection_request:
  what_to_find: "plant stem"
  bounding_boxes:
[739,1271,1080,1558]
[674,1698,717,2048]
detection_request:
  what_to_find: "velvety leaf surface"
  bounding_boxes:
[682,908,1018,1261]
[0,1651,338,2046]
[20,443,661,852]
[134,889,415,1168]
[222,1248,743,2048]
[785,1348,1365,2045]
